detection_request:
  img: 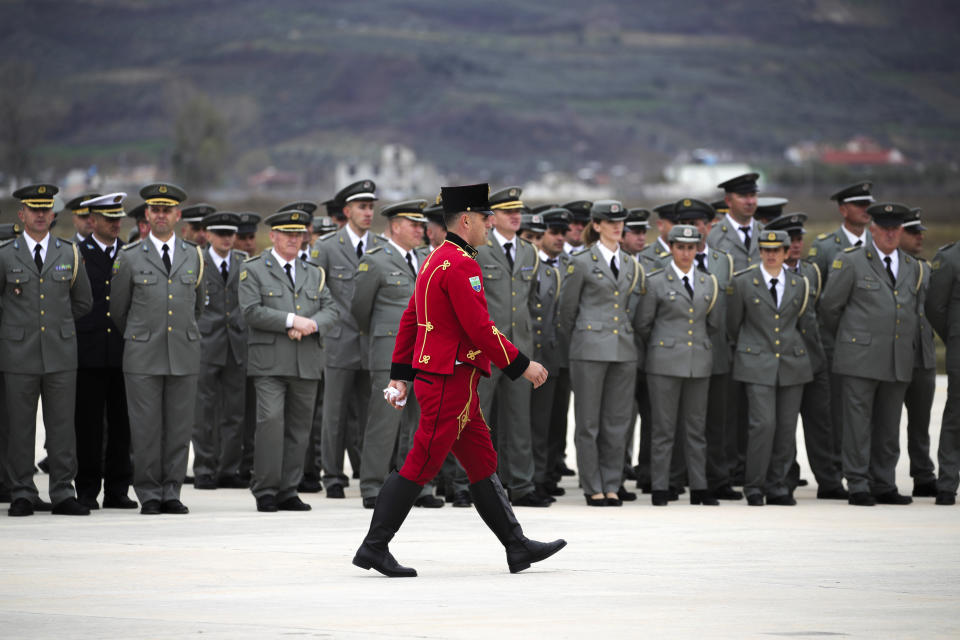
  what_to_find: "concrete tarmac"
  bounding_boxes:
[1,378,958,639]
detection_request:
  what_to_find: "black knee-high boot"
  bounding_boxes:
[469,474,567,573]
[352,471,421,577]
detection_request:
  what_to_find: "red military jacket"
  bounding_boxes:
[390,232,530,381]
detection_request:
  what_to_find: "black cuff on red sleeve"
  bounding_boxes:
[502,351,530,381]
[390,362,416,381]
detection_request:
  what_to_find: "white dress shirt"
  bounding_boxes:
[762,266,786,308]
[22,232,50,265]
[873,243,899,280]
[148,232,176,264]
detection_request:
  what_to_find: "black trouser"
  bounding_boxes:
[74,367,132,500]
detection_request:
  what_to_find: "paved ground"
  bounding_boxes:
[1,378,958,639]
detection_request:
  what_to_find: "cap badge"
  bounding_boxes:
[683,199,691,207]
[418,202,425,210]
[363,181,371,189]
[113,195,122,203]
[291,212,299,220]
[790,215,798,222]
[683,227,692,237]
[862,183,869,191]
[509,189,517,197]
[611,204,621,213]
[768,232,776,240]
[158,185,167,193]
[884,205,893,213]
[532,215,542,223]
[38,186,46,194]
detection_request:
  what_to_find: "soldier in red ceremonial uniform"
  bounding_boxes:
[352,184,566,577]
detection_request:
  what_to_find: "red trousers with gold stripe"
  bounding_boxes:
[399,364,497,486]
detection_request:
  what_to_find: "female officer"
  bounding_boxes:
[636,224,719,506]
[558,200,645,506]
[726,229,812,506]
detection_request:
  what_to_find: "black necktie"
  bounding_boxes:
[284,263,294,287]
[34,244,43,272]
[884,256,895,285]
[769,277,779,307]
[300,251,308,262]
[162,244,171,273]
[503,242,514,270]
[220,260,229,282]
[546,257,557,267]
[855,239,863,247]
[682,275,693,299]
[739,226,751,251]
[696,253,707,272]
[610,255,619,280]
[104,245,113,261]
[405,252,417,277]
[356,239,363,259]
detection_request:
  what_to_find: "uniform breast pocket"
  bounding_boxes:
[6,271,29,289]
[839,330,871,346]
[653,337,676,348]
[331,266,355,282]
[135,273,158,286]
[260,287,283,300]
[856,279,881,291]
[51,269,72,283]
[575,319,603,331]
[482,265,503,280]
[737,342,762,355]
[180,274,196,286]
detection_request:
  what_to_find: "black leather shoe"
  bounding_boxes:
[278,496,312,511]
[935,491,956,506]
[557,462,576,477]
[623,466,637,481]
[78,495,100,510]
[538,481,565,497]
[326,484,345,499]
[161,499,189,514]
[797,478,809,487]
[617,485,637,502]
[362,496,377,509]
[875,491,912,505]
[217,474,249,489]
[103,495,138,509]
[8,498,34,516]
[297,475,322,493]
[533,485,557,503]
[747,494,764,506]
[452,490,472,507]
[193,475,217,490]
[817,486,849,500]
[184,475,194,485]
[636,481,652,493]
[33,498,52,512]
[510,491,552,507]
[690,489,718,506]
[256,495,278,512]
[668,487,681,501]
[714,485,743,500]
[414,494,445,508]
[912,480,938,498]
[766,494,797,506]
[605,496,623,506]
[52,497,91,515]
[585,495,606,506]
[848,492,876,506]
[140,500,162,514]
[651,490,670,506]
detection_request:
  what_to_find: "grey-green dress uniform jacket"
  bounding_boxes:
[819,246,921,383]
[311,228,385,369]
[238,254,338,379]
[706,216,761,272]
[531,255,565,372]
[0,235,92,373]
[703,247,735,376]
[636,266,718,378]
[558,245,645,364]
[808,227,872,289]
[109,238,205,375]
[637,238,671,270]
[199,248,248,367]
[726,265,813,387]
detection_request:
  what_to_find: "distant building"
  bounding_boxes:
[786,136,907,166]
[643,160,757,200]
[335,144,444,201]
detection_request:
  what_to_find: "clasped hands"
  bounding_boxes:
[286,315,318,341]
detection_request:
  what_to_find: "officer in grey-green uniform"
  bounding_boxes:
[753,196,789,226]
[636,224,719,506]
[675,198,742,500]
[0,220,20,505]
[235,212,261,484]
[808,182,875,287]
[524,209,567,498]
[1,185,93,516]
[239,210,339,512]
[561,200,592,256]
[900,209,939,498]
[766,214,847,499]
[63,192,100,243]
[312,180,385,497]
[351,200,441,509]
[727,229,813,505]
[474,186,548,507]
[110,182,205,515]
[637,202,676,269]
[706,173,761,272]
[819,203,921,506]
[926,236,960,505]
[559,200,644,506]
[192,212,248,490]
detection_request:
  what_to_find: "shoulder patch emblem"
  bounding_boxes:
[358,263,369,272]
[240,270,247,281]
[808,247,818,257]
[567,265,575,274]
[832,259,843,270]
[932,260,941,270]
[816,233,828,240]
[469,275,482,292]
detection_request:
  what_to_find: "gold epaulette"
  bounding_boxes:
[843,245,861,253]
[733,264,759,277]
[243,254,262,263]
[121,240,142,251]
